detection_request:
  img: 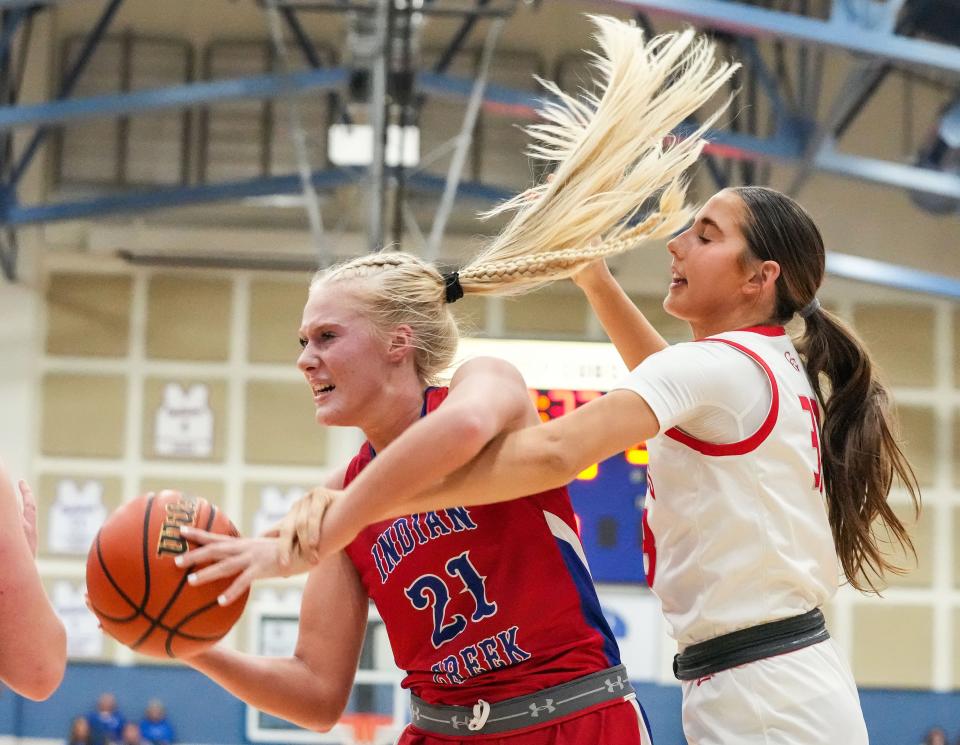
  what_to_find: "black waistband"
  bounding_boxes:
[673,608,829,681]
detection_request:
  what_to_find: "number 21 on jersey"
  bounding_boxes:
[405,551,498,648]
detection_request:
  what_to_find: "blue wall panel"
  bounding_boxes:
[861,688,960,745]
[0,692,17,736]
[8,663,246,743]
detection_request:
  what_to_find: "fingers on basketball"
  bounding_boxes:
[86,491,249,658]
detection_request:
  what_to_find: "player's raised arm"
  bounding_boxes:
[0,460,67,700]
[336,357,535,507]
[277,356,536,561]
[572,259,670,369]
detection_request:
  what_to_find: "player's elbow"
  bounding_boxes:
[299,679,352,732]
[10,627,67,701]
[288,701,339,733]
[450,410,499,458]
[32,621,67,700]
[307,715,338,734]
[537,427,581,487]
[19,665,65,702]
[306,707,346,733]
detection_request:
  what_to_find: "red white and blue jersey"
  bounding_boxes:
[344,387,620,706]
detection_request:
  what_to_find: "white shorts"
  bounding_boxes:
[680,639,868,745]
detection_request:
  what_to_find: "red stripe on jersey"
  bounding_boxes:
[664,337,779,457]
[736,325,786,337]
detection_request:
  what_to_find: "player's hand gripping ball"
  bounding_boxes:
[86,490,249,658]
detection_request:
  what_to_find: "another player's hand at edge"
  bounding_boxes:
[175,530,310,607]
[18,480,39,558]
[276,487,344,568]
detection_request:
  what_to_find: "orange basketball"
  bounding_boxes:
[86,490,249,658]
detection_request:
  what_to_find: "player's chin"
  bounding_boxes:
[312,402,350,428]
[662,295,692,322]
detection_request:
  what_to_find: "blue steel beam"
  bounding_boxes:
[10,0,124,184]
[418,71,542,118]
[603,0,960,74]
[702,128,960,200]
[813,145,960,199]
[0,67,348,131]
[5,169,356,225]
[736,37,794,129]
[2,167,514,225]
[408,168,514,203]
[826,252,960,300]
[683,126,805,159]
[0,0,65,7]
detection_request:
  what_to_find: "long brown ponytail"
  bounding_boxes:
[733,186,920,593]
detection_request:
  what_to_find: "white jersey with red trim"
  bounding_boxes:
[614,326,839,648]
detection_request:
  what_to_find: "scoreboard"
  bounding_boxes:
[458,339,649,584]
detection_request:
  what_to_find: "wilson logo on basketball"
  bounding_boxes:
[156,498,198,556]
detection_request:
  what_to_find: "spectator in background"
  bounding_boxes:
[119,723,143,745]
[139,700,174,745]
[67,717,94,745]
[86,693,125,745]
[923,727,947,745]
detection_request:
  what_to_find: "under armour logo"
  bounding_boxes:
[529,699,556,718]
[604,676,626,692]
[411,705,421,721]
[451,715,471,730]
[784,351,800,371]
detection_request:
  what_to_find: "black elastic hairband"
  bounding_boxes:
[443,272,464,304]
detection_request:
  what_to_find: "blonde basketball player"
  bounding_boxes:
[0,459,67,699]
[277,186,919,745]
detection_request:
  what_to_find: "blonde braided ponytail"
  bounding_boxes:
[459,16,738,295]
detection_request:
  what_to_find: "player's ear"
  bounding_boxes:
[743,259,780,298]
[387,325,415,363]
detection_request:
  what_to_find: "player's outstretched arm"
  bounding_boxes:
[185,551,367,732]
[572,259,670,369]
[280,356,536,563]
[310,387,661,559]
[410,387,659,513]
[0,461,67,700]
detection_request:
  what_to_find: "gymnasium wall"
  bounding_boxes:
[0,1,959,744]
[2,262,955,735]
[22,265,959,677]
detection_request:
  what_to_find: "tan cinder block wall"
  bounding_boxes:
[26,262,953,685]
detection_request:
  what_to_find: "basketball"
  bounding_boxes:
[86,490,249,659]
